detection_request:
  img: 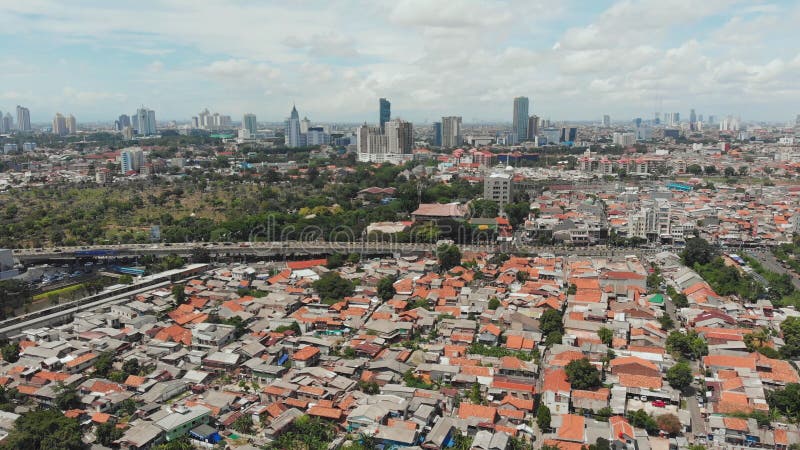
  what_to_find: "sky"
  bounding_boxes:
[1,0,799,124]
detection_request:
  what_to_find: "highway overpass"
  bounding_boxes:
[11,241,661,265]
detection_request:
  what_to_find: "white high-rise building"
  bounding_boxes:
[612,132,636,146]
[120,147,145,174]
[300,117,311,134]
[384,119,413,154]
[136,107,156,135]
[66,114,77,134]
[602,115,611,127]
[52,113,67,135]
[1,113,11,133]
[16,105,31,131]
[441,116,462,148]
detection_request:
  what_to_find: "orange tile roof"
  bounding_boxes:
[572,388,610,401]
[610,416,634,441]
[557,414,585,442]
[542,368,571,393]
[92,412,112,424]
[723,417,749,431]
[66,352,97,368]
[308,405,342,420]
[124,375,147,388]
[702,354,756,370]
[457,403,497,422]
[293,346,320,361]
[618,373,662,390]
[499,395,534,411]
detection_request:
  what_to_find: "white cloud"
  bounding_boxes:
[0,0,798,121]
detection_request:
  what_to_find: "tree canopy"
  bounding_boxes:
[312,272,355,304]
[565,358,601,390]
[666,361,694,391]
[437,244,462,272]
[681,237,715,267]
[666,331,708,360]
[1,409,84,450]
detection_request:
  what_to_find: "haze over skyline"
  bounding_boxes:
[1,0,799,123]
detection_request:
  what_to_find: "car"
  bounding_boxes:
[652,400,666,407]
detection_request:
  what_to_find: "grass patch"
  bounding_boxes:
[33,283,85,301]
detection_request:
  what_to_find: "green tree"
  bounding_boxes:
[467,384,485,405]
[666,331,708,360]
[537,404,552,431]
[504,201,531,228]
[588,437,612,450]
[597,327,613,346]
[539,309,564,336]
[627,409,659,435]
[437,244,462,272]
[55,382,81,410]
[488,297,501,310]
[119,274,134,284]
[767,383,800,420]
[312,272,355,304]
[704,165,717,175]
[780,316,800,359]
[93,351,115,377]
[122,358,140,376]
[724,166,736,177]
[658,314,674,330]
[1,409,84,450]
[666,361,693,391]
[377,276,396,302]
[171,284,186,304]
[1,343,20,363]
[565,358,601,390]
[232,414,254,434]
[686,164,702,175]
[681,237,715,267]
[96,421,123,446]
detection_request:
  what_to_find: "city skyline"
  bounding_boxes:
[1,1,799,123]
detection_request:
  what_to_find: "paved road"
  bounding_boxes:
[746,250,800,290]
[687,396,706,443]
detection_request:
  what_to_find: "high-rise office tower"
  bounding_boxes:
[119,114,131,129]
[2,113,13,132]
[602,115,611,127]
[385,119,413,154]
[441,116,462,148]
[147,110,156,133]
[243,113,257,135]
[52,113,67,135]
[560,127,577,143]
[0,110,4,133]
[135,107,156,135]
[379,98,391,131]
[796,114,800,127]
[527,115,539,140]
[512,97,529,142]
[432,122,442,147]
[16,106,31,131]
[285,105,302,148]
[300,117,311,134]
[66,114,76,134]
[689,109,696,124]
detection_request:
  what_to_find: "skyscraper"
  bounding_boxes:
[285,105,302,148]
[602,115,611,127]
[385,119,413,154]
[243,113,257,135]
[135,106,156,135]
[117,114,130,131]
[441,116,462,148]
[0,110,5,133]
[432,122,442,147]
[560,127,577,143]
[52,113,67,135]
[527,115,539,140]
[120,147,145,174]
[2,113,13,133]
[66,114,76,134]
[512,97,529,142]
[379,98,391,131]
[16,106,31,131]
